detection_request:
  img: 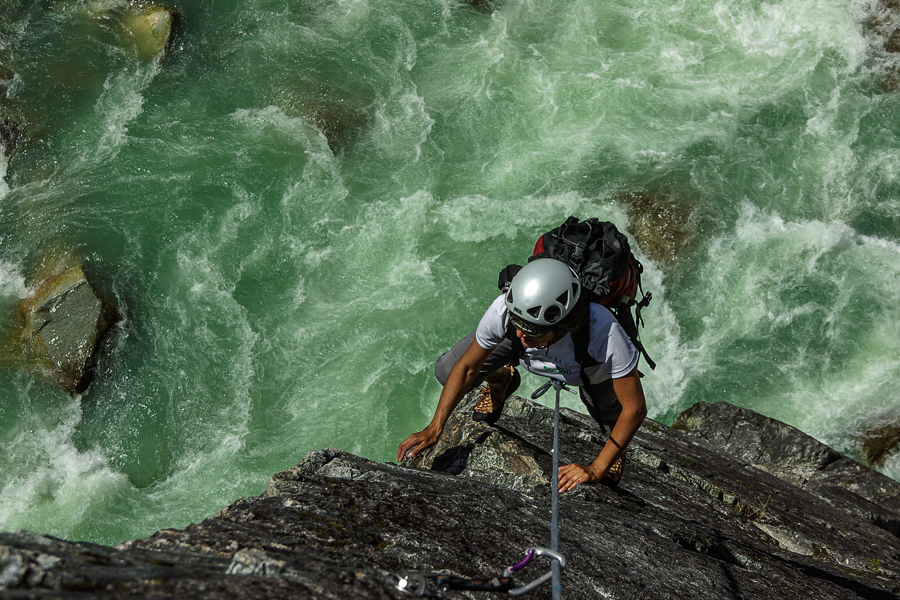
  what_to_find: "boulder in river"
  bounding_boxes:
[119,4,176,61]
[56,0,177,62]
[14,254,117,394]
[620,189,696,267]
[864,422,900,467]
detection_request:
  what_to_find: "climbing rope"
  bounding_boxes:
[392,379,572,598]
[530,379,576,600]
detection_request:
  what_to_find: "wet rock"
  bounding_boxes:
[0,117,25,160]
[120,4,176,61]
[0,61,27,160]
[467,0,502,14]
[15,254,117,394]
[0,398,899,598]
[869,0,900,89]
[619,189,695,266]
[306,104,367,151]
[58,0,177,61]
[864,422,900,467]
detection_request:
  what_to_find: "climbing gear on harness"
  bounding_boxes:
[504,258,581,328]
[391,547,566,597]
[473,365,521,424]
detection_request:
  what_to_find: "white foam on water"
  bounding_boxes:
[0,399,130,539]
[0,258,28,300]
[679,203,900,469]
[75,61,161,168]
[884,453,900,482]
[435,192,601,243]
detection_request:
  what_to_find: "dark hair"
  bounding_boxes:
[550,296,590,337]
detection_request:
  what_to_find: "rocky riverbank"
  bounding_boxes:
[0,394,898,599]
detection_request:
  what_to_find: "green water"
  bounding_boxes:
[1,0,899,545]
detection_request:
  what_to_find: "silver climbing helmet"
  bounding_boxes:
[505,258,582,330]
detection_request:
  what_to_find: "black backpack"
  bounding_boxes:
[499,216,655,372]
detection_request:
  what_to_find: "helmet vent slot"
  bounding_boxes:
[544,306,561,323]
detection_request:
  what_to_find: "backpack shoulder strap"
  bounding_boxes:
[606,297,657,371]
[572,304,598,385]
[504,318,525,359]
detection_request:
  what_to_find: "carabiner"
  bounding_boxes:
[503,548,536,576]
[531,380,576,399]
[508,547,566,596]
[531,381,553,399]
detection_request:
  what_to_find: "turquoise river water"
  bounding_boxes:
[1,0,900,546]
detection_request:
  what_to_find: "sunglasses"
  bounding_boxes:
[510,315,553,338]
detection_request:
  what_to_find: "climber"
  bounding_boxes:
[397,258,647,490]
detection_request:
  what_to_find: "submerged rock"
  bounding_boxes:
[467,0,502,14]
[306,103,367,151]
[0,117,25,160]
[864,422,900,467]
[56,0,177,61]
[620,189,695,267]
[120,4,175,61]
[274,85,369,152]
[14,255,117,394]
[0,396,897,598]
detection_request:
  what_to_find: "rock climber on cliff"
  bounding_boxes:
[397,258,647,491]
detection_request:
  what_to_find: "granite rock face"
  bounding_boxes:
[0,396,899,599]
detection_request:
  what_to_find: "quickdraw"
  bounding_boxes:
[392,547,566,597]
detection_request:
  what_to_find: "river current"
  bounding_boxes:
[1,0,899,545]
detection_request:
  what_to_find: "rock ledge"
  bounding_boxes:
[0,397,898,599]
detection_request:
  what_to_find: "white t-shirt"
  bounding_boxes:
[474,294,640,386]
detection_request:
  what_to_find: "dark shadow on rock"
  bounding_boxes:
[432,432,492,474]
[782,555,900,600]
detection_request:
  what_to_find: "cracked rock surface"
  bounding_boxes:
[0,396,898,599]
